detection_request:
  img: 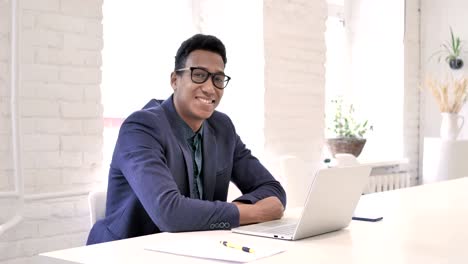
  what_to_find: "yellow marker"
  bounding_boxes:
[220,240,255,253]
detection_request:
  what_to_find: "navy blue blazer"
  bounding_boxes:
[87,96,286,245]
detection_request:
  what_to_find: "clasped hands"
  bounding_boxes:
[233,196,284,225]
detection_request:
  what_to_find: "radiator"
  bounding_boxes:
[363,163,410,194]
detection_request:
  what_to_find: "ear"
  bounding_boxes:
[170,72,178,91]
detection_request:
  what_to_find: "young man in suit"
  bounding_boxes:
[87,34,286,245]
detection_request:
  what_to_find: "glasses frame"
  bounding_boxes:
[175,67,231,89]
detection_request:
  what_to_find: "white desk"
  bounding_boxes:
[38,178,468,264]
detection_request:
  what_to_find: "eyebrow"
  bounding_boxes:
[193,66,225,75]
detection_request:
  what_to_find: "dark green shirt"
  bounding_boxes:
[174,114,204,199]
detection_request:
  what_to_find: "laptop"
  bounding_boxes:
[232,165,371,240]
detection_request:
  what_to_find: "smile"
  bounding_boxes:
[196,97,215,105]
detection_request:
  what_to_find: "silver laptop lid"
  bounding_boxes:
[292,165,371,240]
[231,165,371,240]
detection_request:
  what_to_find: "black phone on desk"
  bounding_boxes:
[352,216,383,222]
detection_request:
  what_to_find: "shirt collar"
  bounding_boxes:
[172,106,203,141]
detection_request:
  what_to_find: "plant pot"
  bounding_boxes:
[326,137,367,158]
[449,58,463,70]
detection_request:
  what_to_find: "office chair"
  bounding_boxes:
[279,155,308,209]
[88,190,107,227]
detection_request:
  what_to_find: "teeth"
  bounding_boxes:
[198,98,214,104]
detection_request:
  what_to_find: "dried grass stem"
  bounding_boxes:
[425,75,468,113]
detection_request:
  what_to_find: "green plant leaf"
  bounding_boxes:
[451,27,456,52]
[430,27,464,64]
[327,98,372,138]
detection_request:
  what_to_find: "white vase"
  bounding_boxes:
[440,113,464,140]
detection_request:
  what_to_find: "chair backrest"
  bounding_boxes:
[280,155,309,208]
[88,190,107,227]
[334,153,359,167]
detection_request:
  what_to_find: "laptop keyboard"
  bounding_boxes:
[235,219,299,236]
[247,220,298,235]
[257,220,291,227]
[265,224,297,235]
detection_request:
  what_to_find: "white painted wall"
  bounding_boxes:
[420,0,468,140]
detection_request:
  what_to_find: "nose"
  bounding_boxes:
[200,78,216,94]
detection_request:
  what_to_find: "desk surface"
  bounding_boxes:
[39,177,468,264]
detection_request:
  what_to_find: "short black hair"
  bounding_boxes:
[174,34,227,72]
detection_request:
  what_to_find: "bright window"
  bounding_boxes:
[325,0,404,161]
[101,1,265,171]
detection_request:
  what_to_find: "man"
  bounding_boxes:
[87,34,286,245]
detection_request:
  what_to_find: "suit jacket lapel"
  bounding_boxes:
[202,123,217,201]
[160,96,195,198]
[179,143,195,197]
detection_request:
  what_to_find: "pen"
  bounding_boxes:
[220,240,255,253]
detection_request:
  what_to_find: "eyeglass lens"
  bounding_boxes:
[191,68,228,89]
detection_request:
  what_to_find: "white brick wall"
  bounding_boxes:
[60,102,102,118]
[20,99,60,117]
[0,0,12,193]
[22,0,60,12]
[0,0,103,263]
[1,0,416,262]
[0,198,89,262]
[22,29,63,48]
[23,168,61,191]
[36,13,86,33]
[264,0,327,207]
[404,0,421,185]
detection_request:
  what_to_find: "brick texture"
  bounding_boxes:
[1,1,427,263]
[264,0,327,206]
[0,0,12,193]
[0,0,103,262]
[404,0,421,184]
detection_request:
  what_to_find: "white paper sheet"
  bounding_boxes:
[145,233,285,263]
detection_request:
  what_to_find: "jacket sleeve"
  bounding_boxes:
[115,111,240,232]
[228,120,287,207]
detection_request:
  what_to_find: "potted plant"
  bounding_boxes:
[424,76,467,140]
[430,27,465,70]
[326,98,372,157]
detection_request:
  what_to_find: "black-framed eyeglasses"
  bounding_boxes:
[175,67,231,89]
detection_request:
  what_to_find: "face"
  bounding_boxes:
[171,49,225,131]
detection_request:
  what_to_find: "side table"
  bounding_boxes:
[423,137,468,184]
